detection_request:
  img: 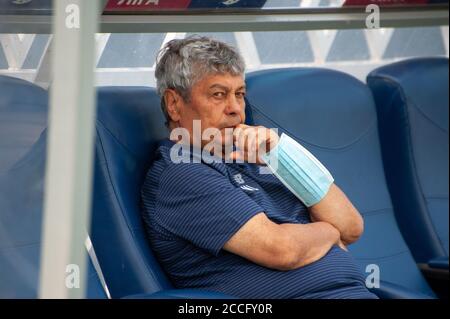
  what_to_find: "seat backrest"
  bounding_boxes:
[0,75,47,173]
[367,57,449,263]
[246,67,435,296]
[0,77,105,298]
[90,87,173,298]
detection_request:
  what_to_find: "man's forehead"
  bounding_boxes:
[209,83,246,90]
[196,73,245,89]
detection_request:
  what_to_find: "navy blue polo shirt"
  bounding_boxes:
[141,139,378,299]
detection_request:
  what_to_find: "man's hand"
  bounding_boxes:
[228,124,279,165]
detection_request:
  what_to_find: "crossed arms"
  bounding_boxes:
[223,183,364,271]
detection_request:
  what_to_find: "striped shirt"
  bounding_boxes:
[141,139,378,299]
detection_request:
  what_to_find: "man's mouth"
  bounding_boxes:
[222,122,241,130]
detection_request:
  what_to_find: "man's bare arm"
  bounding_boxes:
[223,213,340,271]
[308,183,364,245]
[227,125,362,247]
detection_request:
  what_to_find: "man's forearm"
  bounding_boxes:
[307,183,364,245]
[258,133,362,244]
[277,221,340,270]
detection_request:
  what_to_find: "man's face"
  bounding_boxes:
[174,72,246,147]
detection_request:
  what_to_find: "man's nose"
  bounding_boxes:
[225,94,242,115]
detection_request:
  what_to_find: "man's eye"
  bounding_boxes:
[213,92,226,98]
[236,92,246,98]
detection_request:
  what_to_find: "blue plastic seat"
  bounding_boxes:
[367,57,449,269]
[0,75,47,173]
[90,87,232,299]
[245,67,436,298]
[0,75,105,298]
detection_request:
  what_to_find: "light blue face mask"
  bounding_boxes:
[261,133,334,207]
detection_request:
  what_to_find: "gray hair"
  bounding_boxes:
[155,35,246,127]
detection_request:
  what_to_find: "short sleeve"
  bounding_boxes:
[153,163,264,256]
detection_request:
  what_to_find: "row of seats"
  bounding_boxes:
[0,57,447,298]
[245,57,448,298]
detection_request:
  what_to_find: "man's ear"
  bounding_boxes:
[164,89,182,123]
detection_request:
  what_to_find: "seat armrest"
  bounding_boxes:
[369,281,435,299]
[428,256,449,270]
[419,257,449,282]
[418,257,448,298]
[123,289,237,299]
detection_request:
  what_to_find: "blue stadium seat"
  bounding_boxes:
[90,87,232,299]
[0,75,47,173]
[367,58,449,270]
[0,75,105,298]
[245,67,436,298]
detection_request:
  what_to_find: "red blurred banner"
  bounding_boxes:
[343,0,428,5]
[105,0,192,11]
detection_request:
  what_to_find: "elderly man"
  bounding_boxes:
[141,36,378,299]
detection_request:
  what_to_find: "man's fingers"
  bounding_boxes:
[234,126,258,152]
[230,125,278,164]
[228,150,245,162]
[235,123,251,130]
[234,127,249,152]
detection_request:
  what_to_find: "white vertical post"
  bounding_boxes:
[442,26,449,57]
[0,34,35,70]
[364,28,394,63]
[39,0,100,299]
[95,33,111,66]
[307,29,337,65]
[234,32,261,70]
[34,35,53,88]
